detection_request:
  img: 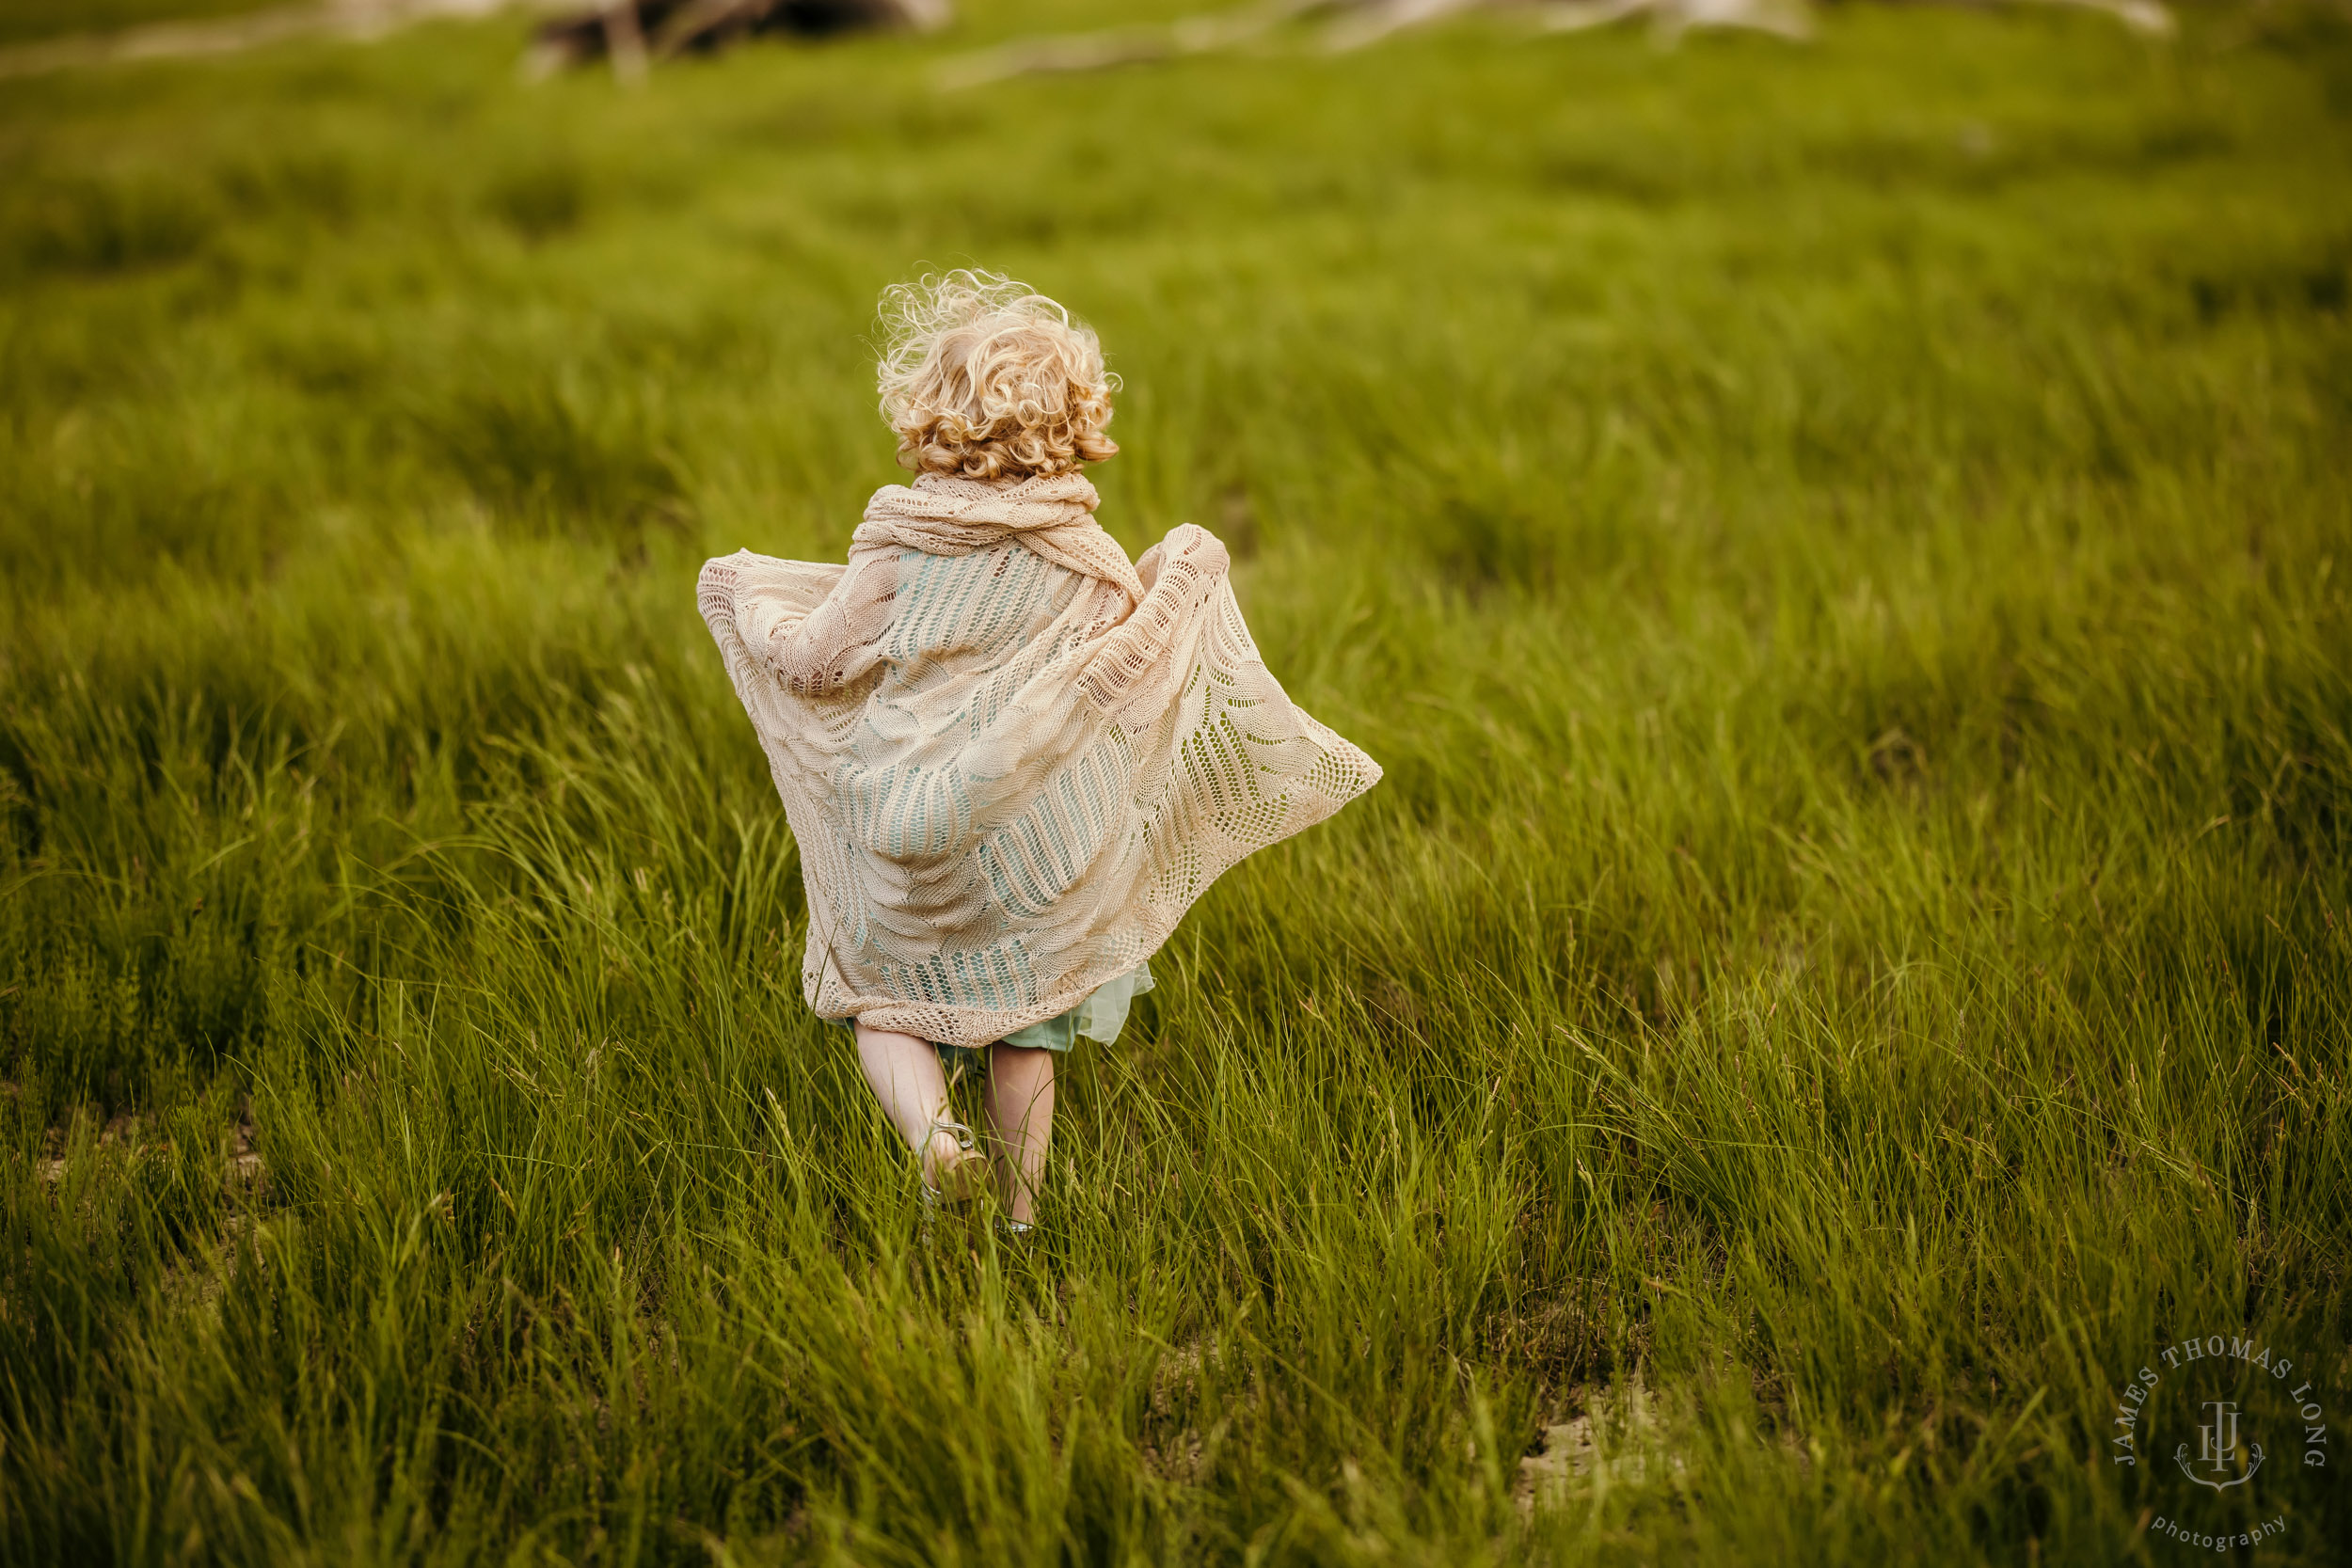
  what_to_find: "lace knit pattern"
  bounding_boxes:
[698,472,1381,1046]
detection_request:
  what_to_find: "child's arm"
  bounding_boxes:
[1078,523,1231,717]
[700,548,895,698]
[759,547,899,696]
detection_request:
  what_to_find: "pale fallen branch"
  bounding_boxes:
[0,0,2171,86]
[0,0,565,80]
[2019,0,2174,36]
[938,0,1803,83]
[934,0,1313,89]
[1537,0,1812,41]
[937,0,2172,87]
[1324,0,1488,52]
[0,0,948,80]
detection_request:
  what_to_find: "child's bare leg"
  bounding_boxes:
[852,1021,981,1196]
[983,1043,1057,1226]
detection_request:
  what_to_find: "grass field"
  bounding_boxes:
[4,1,2351,1561]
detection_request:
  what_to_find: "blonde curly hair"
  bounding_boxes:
[876,270,1119,481]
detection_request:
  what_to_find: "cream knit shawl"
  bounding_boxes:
[697,471,1380,1047]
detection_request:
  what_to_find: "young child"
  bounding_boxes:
[698,271,1378,1230]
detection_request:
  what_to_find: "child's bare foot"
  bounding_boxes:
[921,1118,987,1203]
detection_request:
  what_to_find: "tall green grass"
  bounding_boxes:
[2,3,2348,1561]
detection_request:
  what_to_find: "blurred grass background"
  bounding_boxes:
[3,1,2350,1562]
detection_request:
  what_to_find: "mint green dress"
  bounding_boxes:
[825,961,1153,1078]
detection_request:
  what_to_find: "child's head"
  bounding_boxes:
[877,270,1118,481]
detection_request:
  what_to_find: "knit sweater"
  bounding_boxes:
[698,470,1379,1046]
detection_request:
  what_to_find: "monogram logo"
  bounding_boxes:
[2107,1330,2332,1554]
[2177,1399,2264,1491]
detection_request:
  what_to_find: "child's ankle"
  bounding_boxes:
[922,1129,983,1195]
